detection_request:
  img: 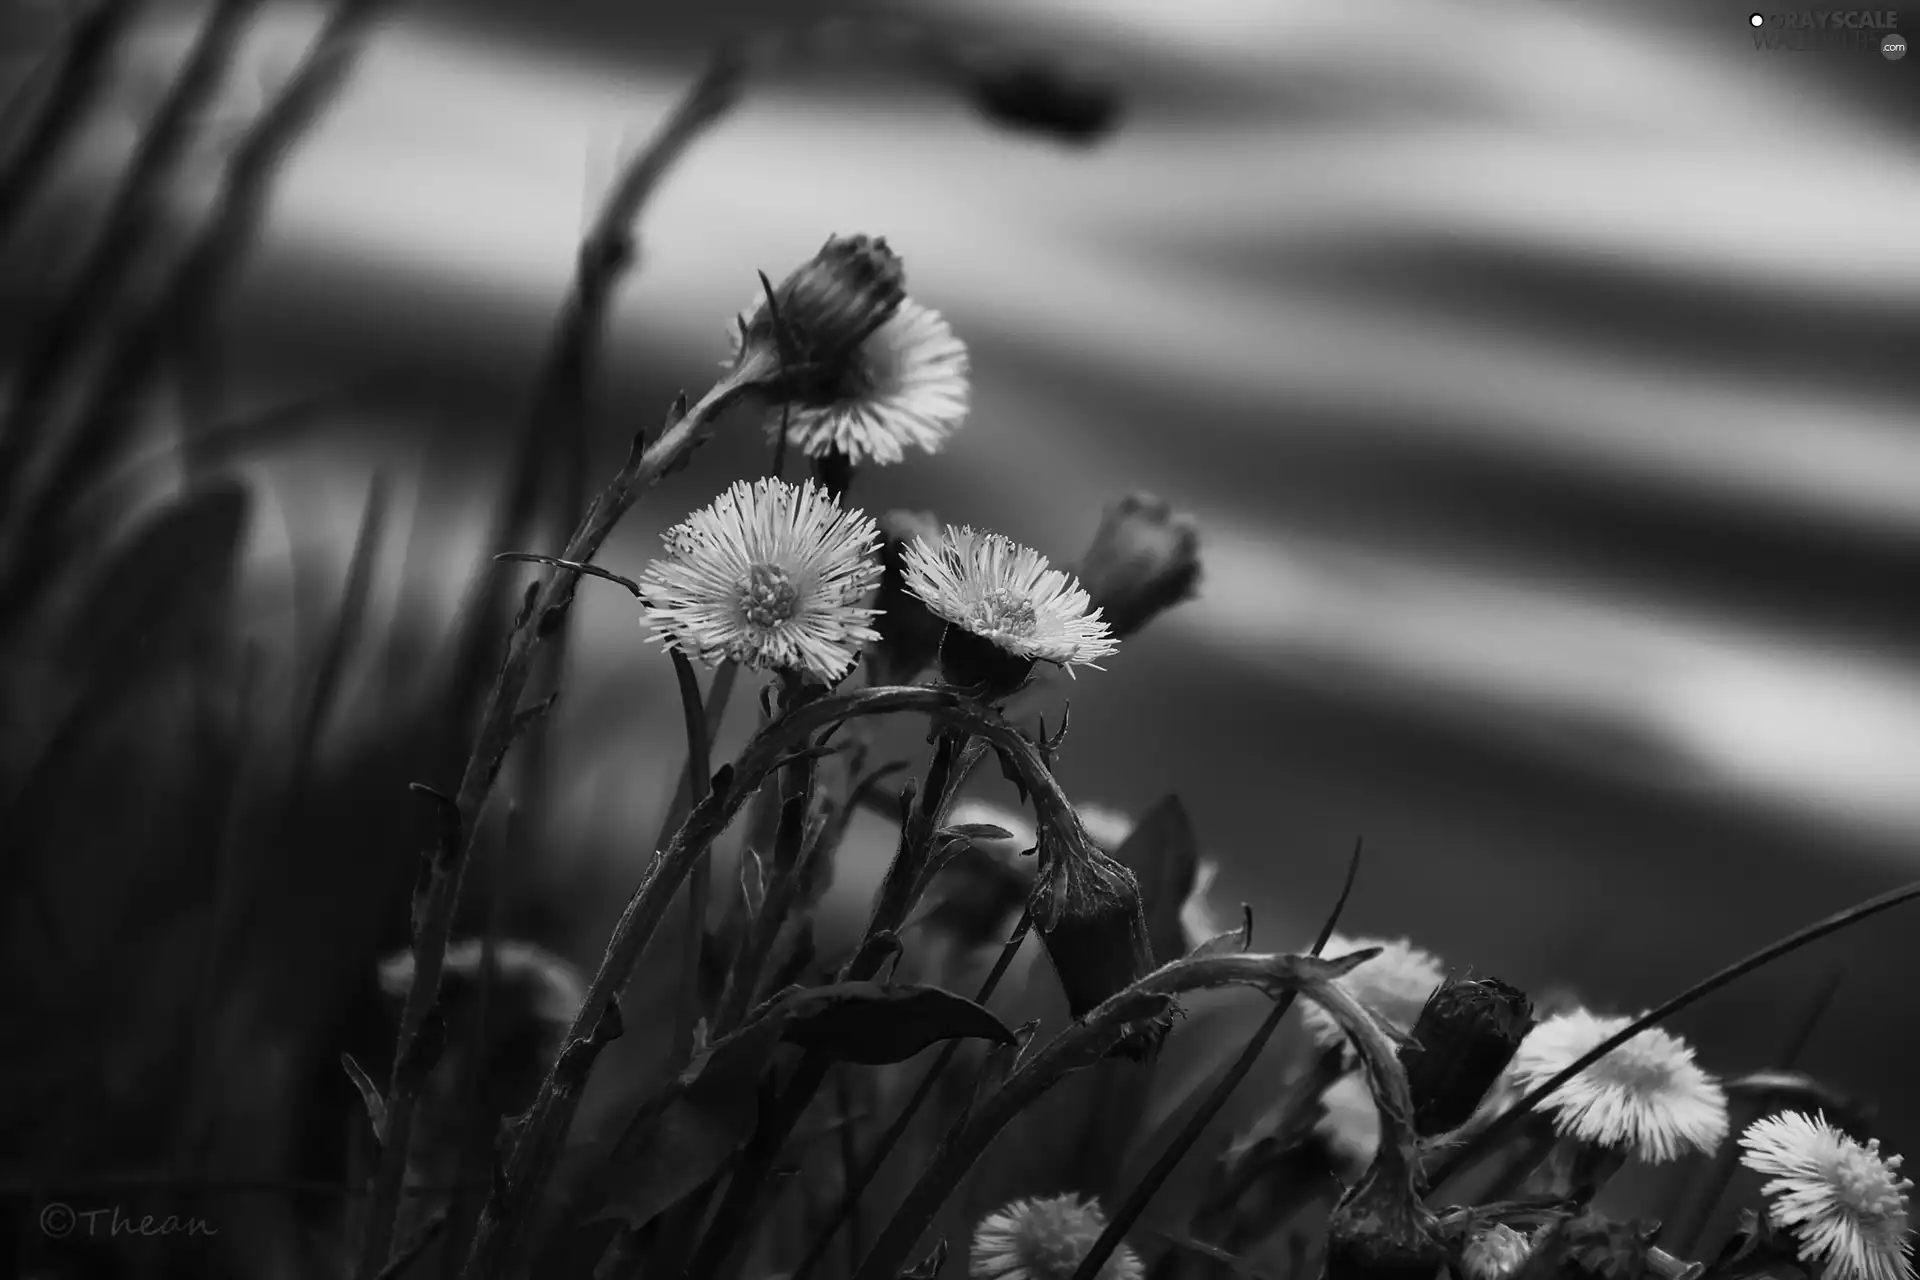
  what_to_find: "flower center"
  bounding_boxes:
[1826,1147,1909,1225]
[973,587,1038,638]
[741,564,800,627]
[1589,1039,1677,1093]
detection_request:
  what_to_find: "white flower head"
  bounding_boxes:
[902,525,1119,670]
[1313,1069,1382,1185]
[971,1194,1142,1280]
[730,294,969,466]
[1508,1009,1728,1164]
[1461,1224,1535,1280]
[1740,1110,1915,1280]
[640,478,883,682]
[1298,933,1447,1050]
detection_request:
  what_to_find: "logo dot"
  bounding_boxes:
[1749,12,1765,26]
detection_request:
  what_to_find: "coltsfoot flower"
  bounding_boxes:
[732,234,907,400]
[775,299,969,466]
[902,525,1117,694]
[640,478,883,682]
[1740,1110,1915,1280]
[1508,1010,1728,1164]
[1460,1224,1535,1280]
[971,1194,1142,1280]
[1298,934,1447,1052]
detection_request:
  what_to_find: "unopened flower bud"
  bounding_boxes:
[1400,976,1535,1137]
[869,509,949,684]
[1031,826,1164,1061]
[961,50,1125,146]
[1073,493,1201,640]
[738,234,906,400]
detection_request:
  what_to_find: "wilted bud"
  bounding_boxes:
[961,50,1125,146]
[1073,493,1201,640]
[1400,976,1535,1137]
[1459,1225,1534,1280]
[1031,823,1164,1061]
[869,509,949,685]
[738,234,906,400]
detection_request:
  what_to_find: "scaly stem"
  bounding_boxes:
[463,688,1086,1280]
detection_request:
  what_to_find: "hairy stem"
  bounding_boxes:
[355,368,766,1279]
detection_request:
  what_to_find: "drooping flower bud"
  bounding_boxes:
[737,234,906,401]
[869,509,949,685]
[1030,818,1164,1061]
[960,50,1125,146]
[1072,493,1201,640]
[1400,976,1536,1137]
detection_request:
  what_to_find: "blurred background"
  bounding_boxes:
[4,0,1919,1273]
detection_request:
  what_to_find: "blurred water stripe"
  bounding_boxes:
[55,0,1919,843]
[10,0,1920,1154]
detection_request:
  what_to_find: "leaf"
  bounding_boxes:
[774,981,1019,1065]
[1186,906,1253,960]
[61,480,250,676]
[1111,795,1201,967]
[340,1052,387,1145]
[944,823,1015,841]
